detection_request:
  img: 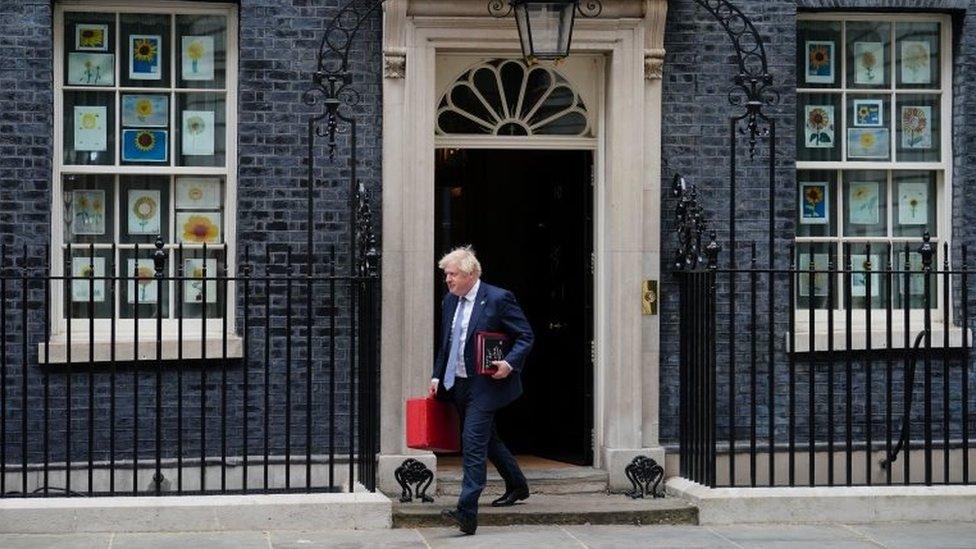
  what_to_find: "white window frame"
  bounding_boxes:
[48,0,239,361]
[794,12,958,349]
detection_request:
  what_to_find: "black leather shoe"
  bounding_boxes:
[440,508,477,535]
[490,486,530,507]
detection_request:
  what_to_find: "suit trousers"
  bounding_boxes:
[450,377,527,520]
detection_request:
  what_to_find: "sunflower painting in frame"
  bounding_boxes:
[799,182,829,225]
[805,40,835,84]
[129,34,161,80]
[122,129,168,163]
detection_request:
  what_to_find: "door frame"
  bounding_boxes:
[377,1,668,491]
[433,147,596,464]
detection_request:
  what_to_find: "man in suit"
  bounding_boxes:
[428,246,534,535]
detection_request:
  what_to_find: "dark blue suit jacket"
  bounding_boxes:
[433,282,534,411]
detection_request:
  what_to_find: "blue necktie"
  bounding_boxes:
[444,297,467,390]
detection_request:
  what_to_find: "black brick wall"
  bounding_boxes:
[659,0,976,449]
[0,0,381,467]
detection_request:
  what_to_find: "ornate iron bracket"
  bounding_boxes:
[306,0,385,277]
[624,456,665,499]
[394,458,435,503]
[672,174,708,271]
[487,0,603,18]
[690,0,777,159]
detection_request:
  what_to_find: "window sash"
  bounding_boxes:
[794,12,953,322]
[52,1,239,332]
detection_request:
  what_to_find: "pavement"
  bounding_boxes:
[2,522,976,548]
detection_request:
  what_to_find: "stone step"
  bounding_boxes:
[436,467,608,496]
[393,493,698,528]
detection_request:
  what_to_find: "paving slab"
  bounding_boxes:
[270,529,427,548]
[417,525,578,548]
[706,523,879,548]
[844,521,976,549]
[0,533,112,549]
[564,524,732,548]
[394,493,697,528]
[111,531,270,549]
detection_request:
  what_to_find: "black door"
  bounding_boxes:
[434,148,594,465]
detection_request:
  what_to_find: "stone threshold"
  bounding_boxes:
[667,476,976,525]
[393,493,697,528]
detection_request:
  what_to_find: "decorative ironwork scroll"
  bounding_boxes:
[690,0,777,160]
[305,0,385,276]
[394,458,435,503]
[624,455,665,499]
[487,0,603,19]
[672,174,708,271]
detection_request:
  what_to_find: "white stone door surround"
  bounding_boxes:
[377,0,668,493]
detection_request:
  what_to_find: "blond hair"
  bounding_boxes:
[438,246,482,277]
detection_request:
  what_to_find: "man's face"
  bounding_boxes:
[444,262,477,297]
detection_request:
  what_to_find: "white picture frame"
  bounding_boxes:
[804,105,835,149]
[901,106,933,150]
[75,23,109,51]
[898,181,929,226]
[67,52,114,86]
[182,36,215,81]
[176,212,221,244]
[798,253,830,298]
[127,189,161,235]
[799,182,829,225]
[71,257,106,302]
[71,189,106,235]
[901,40,932,85]
[121,94,168,127]
[126,259,159,304]
[73,106,107,152]
[182,110,215,156]
[852,99,883,127]
[805,40,835,84]
[129,34,162,80]
[184,258,218,304]
[175,177,221,209]
[848,181,881,225]
[853,41,884,85]
[851,254,882,298]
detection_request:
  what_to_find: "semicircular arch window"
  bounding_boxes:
[436,59,591,137]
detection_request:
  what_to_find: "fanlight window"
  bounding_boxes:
[436,59,591,137]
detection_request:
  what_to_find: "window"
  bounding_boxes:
[436,59,591,137]
[52,2,237,347]
[795,14,950,317]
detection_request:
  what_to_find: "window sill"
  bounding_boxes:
[788,322,971,354]
[39,334,244,365]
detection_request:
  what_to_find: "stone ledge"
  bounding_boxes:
[666,476,976,525]
[0,489,392,533]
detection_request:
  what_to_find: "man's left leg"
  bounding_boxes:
[456,404,494,524]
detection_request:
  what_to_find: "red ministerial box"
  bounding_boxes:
[406,396,460,452]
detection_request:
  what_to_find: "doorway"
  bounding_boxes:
[434,148,594,465]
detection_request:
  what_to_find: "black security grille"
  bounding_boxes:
[0,239,379,497]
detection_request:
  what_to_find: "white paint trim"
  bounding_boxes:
[380,8,665,471]
[51,2,239,357]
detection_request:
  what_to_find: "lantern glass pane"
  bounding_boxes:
[525,2,574,59]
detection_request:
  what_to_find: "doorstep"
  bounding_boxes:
[393,493,698,528]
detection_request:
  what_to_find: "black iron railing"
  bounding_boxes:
[678,227,973,488]
[0,238,379,497]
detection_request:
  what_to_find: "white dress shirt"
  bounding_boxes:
[432,279,480,385]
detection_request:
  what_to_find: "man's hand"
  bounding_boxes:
[490,361,513,379]
[428,379,439,398]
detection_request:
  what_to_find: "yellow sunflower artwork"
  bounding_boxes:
[130,35,160,79]
[179,213,221,244]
